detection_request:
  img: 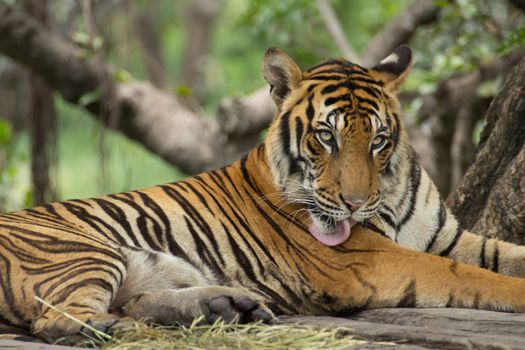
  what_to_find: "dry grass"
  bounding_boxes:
[91,320,389,350]
[35,297,391,349]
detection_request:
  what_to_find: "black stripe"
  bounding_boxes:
[491,245,499,272]
[51,278,116,306]
[439,226,464,257]
[240,154,308,232]
[396,152,422,231]
[0,234,50,264]
[93,198,141,247]
[161,185,225,266]
[364,222,387,237]
[0,254,26,321]
[391,112,400,152]
[107,195,164,251]
[354,91,380,108]
[215,169,288,266]
[208,170,229,193]
[306,97,315,121]
[425,200,447,252]
[320,84,340,94]
[0,225,122,260]
[243,185,333,281]
[479,238,487,269]
[137,191,171,247]
[183,216,221,275]
[37,265,121,301]
[221,222,257,281]
[199,174,277,270]
[61,202,127,245]
[306,74,347,81]
[397,280,417,307]
[180,182,212,210]
[279,111,298,176]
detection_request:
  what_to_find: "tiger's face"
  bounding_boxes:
[263,46,412,246]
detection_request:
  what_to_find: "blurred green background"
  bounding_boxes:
[0,0,523,211]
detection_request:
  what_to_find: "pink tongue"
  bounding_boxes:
[309,219,356,246]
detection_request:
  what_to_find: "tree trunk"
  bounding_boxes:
[447,56,525,244]
[418,49,524,195]
[179,0,223,99]
[24,0,58,205]
[133,1,167,89]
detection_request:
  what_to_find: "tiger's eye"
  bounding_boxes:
[319,131,334,142]
[371,135,387,150]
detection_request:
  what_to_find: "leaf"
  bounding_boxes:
[78,89,102,108]
[0,119,12,145]
[23,189,33,209]
[71,32,91,46]
[113,69,133,83]
[176,85,192,97]
[498,23,525,54]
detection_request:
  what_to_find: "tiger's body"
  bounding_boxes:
[1,46,525,343]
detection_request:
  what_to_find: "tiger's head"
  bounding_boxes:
[262,46,412,246]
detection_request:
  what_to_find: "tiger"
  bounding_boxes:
[1,45,525,344]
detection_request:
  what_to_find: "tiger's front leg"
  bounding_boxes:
[429,225,525,278]
[123,286,274,326]
[308,227,525,314]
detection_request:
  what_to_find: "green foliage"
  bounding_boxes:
[236,0,408,66]
[6,0,524,210]
[237,0,333,66]
[72,31,104,51]
[78,88,102,108]
[408,0,524,94]
[53,98,183,200]
[113,69,133,83]
[0,119,12,144]
[499,22,525,53]
[0,119,30,211]
[176,85,192,97]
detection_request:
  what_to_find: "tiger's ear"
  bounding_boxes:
[262,47,303,107]
[371,45,413,93]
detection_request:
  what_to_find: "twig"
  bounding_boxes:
[34,295,113,341]
[315,0,360,63]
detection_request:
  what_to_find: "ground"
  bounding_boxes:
[2,308,524,349]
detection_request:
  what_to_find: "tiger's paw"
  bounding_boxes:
[33,313,136,345]
[78,314,136,339]
[207,294,274,324]
[123,285,275,326]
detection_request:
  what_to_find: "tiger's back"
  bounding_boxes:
[0,152,318,340]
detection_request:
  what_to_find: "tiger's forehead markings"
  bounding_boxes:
[371,114,383,133]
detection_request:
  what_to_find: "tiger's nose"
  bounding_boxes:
[343,196,366,210]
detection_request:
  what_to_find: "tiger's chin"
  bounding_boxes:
[308,215,357,247]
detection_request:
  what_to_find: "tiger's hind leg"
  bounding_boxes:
[114,247,274,326]
[30,247,135,344]
[31,246,213,343]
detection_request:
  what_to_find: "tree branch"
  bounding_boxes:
[179,0,223,97]
[508,0,525,12]
[133,2,168,89]
[361,0,441,66]
[315,0,360,63]
[219,0,444,141]
[0,1,255,174]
